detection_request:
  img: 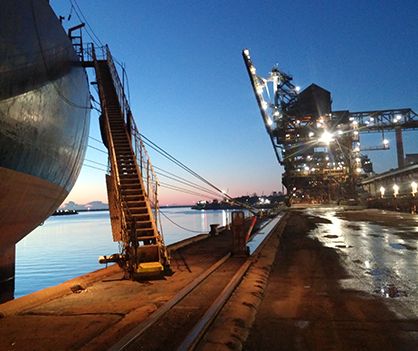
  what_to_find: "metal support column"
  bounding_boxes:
[396,128,405,168]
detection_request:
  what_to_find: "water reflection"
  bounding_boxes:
[303,207,418,304]
[15,208,241,298]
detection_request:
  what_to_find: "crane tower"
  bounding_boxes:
[243,49,360,204]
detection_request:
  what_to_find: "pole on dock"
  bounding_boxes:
[231,211,248,257]
[396,128,405,168]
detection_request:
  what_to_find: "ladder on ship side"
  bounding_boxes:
[92,46,170,278]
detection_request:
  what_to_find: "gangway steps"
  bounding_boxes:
[95,59,164,274]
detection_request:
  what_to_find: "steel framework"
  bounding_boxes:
[243,49,418,204]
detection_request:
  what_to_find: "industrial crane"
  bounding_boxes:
[243,49,418,205]
[243,49,362,204]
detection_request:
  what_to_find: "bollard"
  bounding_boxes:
[388,284,397,297]
[209,224,219,236]
[226,217,230,230]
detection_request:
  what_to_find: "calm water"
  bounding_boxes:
[15,207,238,298]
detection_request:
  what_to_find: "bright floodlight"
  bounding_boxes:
[393,184,399,197]
[412,182,417,196]
[295,86,300,92]
[380,187,385,197]
[383,139,389,145]
[319,131,333,144]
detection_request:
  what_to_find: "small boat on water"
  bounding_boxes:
[52,210,79,216]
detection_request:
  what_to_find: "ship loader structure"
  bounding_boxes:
[243,49,418,205]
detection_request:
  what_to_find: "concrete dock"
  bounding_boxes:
[0,232,233,350]
[242,207,418,351]
[1,208,418,350]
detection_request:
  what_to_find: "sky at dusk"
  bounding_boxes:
[52,0,418,206]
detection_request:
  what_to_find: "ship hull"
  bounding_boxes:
[0,0,91,255]
[0,167,68,253]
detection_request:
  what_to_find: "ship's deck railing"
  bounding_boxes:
[87,43,163,238]
[77,42,95,64]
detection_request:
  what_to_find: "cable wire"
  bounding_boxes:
[83,164,107,172]
[140,134,226,197]
[159,182,222,200]
[154,165,222,198]
[159,210,203,234]
[89,136,104,144]
[87,144,108,154]
[85,158,107,167]
[70,0,104,48]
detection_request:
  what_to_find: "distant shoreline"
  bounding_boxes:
[74,205,192,212]
[76,208,109,212]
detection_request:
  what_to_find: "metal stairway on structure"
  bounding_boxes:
[91,46,170,277]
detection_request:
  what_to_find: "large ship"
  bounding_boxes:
[0,0,90,300]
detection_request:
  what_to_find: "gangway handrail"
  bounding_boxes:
[88,43,163,236]
[91,44,129,244]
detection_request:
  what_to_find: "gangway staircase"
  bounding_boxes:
[89,45,170,278]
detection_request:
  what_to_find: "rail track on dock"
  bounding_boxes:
[107,212,288,351]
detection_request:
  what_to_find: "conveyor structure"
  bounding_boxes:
[243,49,418,205]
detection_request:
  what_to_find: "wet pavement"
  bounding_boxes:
[308,207,418,305]
[244,206,418,351]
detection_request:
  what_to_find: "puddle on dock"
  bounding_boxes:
[367,269,387,276]
[300,207,418,310]
[324,241,353,249]
[389,243,416,251]
[390,243,407,250]
[346,224,361,230]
